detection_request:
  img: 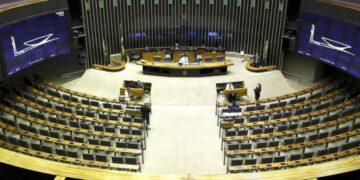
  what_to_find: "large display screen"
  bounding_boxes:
[297,11,360,78]
[0,11,71,76]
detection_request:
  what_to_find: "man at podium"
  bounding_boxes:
[178,53,189,66]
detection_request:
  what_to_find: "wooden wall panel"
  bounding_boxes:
[82,0,288,69]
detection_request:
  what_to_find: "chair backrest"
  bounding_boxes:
[112,156,124,164]
[231,159,243,166]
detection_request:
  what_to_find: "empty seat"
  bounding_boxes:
[80,123,90,130]
[83,153,94,160]
[17,139,29,148]
[70,121,80,128]
[245,106,256,111]
[256,142,267,149]
[283,112,292,118]
[302,152,314,159]
[230,159,243,166]
[132,130,142,136]
[289,154,301,161]
[256,105,265,110]
[55,149,67,156]
[295,137,305,144]
[96,155,108,162]
[278,101,287,107]
[248,116,259,123]
[105,127,116,133]
[88,139,99,145]
[125,157,137,165]
[63,135,74,141]
[113,104,122,110]
[272,113,282,119]
[283,138,294,145]
[31,143,42,151]
[227,144,239,151]
[288,124,298,130]
[109,115,118,121]
[128,143,140,149]
[309,134,319,141]
[103,103,112,109]
[63,94,71,101]
[67,151,78,158]
[112,156,124,164]
[120,129,130,135]
[317,149,328,156]
[274,156,286,163]
[244,159,257,165]
[39,129,50,136]
[261,157,273,164]
[264,128,274,134]
[318,132,329,139]
[50,132,60,139]
[278,125,288,133]
[99,114,109,120]
[100,140,111,147]
[225,130,236,137]
[252,129,263,135]
[74,137,85,143]
[90,101,99,107]
[268,141,279,147]
[42,145,52,154]
[94,125,104,132]
[240,144,252,150]
[122,117,132,123]
[237,130,248,136]
[269,103,278,108]
[81,99,90,105]
[328,147,339,154]
[116,142,127,148]
[259,115,269,121]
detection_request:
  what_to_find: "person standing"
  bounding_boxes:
[254,83,262,101]
[141,103,151,129]
[124,88,130,101]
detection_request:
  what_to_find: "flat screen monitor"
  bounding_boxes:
[0,11,72,76]
[297,11,360,78]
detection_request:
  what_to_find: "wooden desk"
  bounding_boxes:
[224,88,248,97]
[120,87,144,98]
[245,59,277,72]
[136,60,234,77]
[143,52,166,62]
[93,60,126,72]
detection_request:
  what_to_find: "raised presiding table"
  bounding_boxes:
[136,61,234,77]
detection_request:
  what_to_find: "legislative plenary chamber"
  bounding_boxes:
[0,0,359,179]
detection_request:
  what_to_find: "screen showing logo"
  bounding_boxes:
[297,12,360,78]
[0,11,71,76]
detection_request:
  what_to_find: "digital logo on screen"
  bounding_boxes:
[0,11,71,76]
[297,12,360,78]
[11,34,59,57]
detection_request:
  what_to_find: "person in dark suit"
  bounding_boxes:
[227,92,237,103]
[254,83,262,101]
[140,103,151,128]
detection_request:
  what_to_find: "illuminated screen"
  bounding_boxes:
[0,11,71,76]
[297,12,360,78]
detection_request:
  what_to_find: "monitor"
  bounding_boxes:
[0,11,72,76]
[297,11,360,78]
